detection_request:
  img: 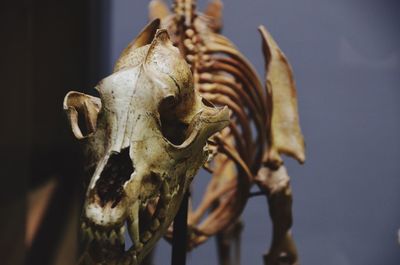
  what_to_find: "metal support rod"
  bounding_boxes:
[171,192,189,265]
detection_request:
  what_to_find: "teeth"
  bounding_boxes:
[150,218,160,231]
[80,220,127,246]
[164,193,171,202]
[94,230,101,241]
[141,231,152,243]
[131,254,137,265]
[134,242,143,252]
[86,227,94,241]
[118,226,125,242]
[110,230,117,245]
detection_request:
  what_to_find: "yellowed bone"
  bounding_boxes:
[259,25,306,167]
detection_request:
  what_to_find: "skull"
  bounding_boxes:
[63,19,229,264]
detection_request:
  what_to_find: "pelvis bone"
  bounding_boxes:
[63,19,229,264]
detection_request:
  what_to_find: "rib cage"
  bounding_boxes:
[160,9,264,246]
[151,1,306,264]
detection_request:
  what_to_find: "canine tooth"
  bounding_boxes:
[120,225,125,235]
[81,222,87,230]
[118,226,125,242]
[150,218,160,231]
[141,231,152,243]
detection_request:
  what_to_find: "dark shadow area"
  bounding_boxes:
[0,1,110,265]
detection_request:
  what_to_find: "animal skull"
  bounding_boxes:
[63,19,229,264]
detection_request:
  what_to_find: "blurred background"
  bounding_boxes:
[1,0,399,265]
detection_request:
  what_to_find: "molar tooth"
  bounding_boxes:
[141,231,152,243]
[150,218,160,231]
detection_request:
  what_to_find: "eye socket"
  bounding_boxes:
[158,95,189,145]
[160,95,177,109]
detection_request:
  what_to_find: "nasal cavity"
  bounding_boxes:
[96,148,134,208]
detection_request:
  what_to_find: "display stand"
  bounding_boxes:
[171,192,189,265]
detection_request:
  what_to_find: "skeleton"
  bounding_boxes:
[64,0,305,264]
[149,1,306,265]
[64,21,229,265]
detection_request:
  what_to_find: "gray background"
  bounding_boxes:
[106,0,400,264]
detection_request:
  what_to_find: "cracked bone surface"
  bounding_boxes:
[63,19,229,265]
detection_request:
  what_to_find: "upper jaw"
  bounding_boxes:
[81,215,126,246]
